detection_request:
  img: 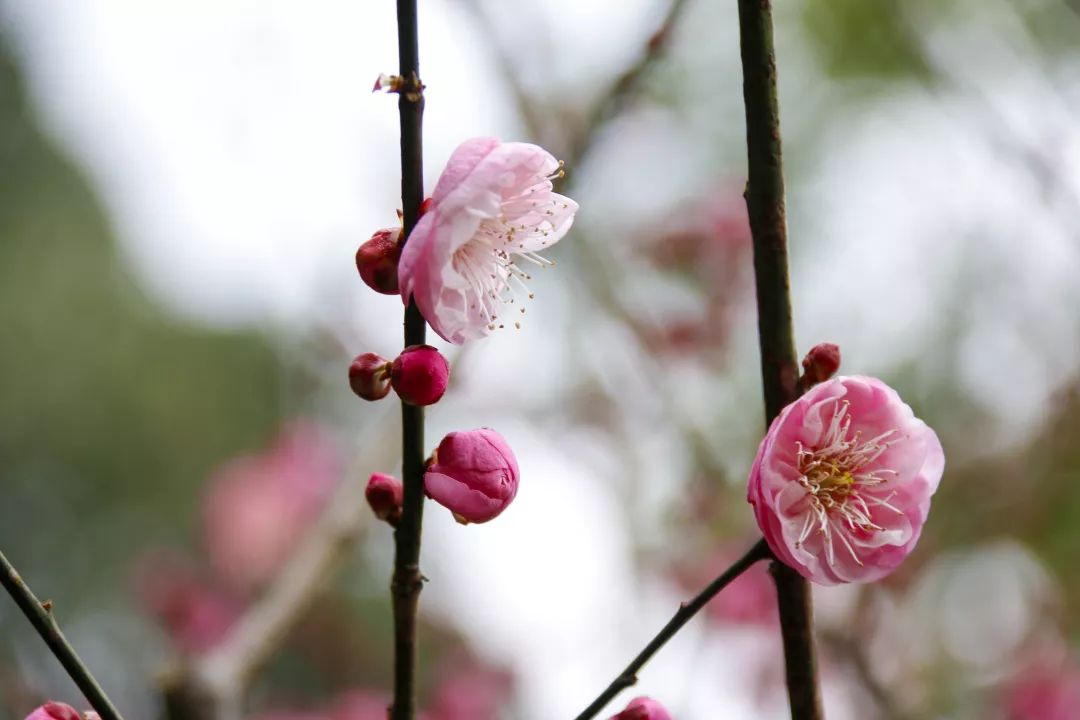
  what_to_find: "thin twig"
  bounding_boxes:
[737,1,823,718]
[567,0,694,167]
[573,539,771,720]
[391,2,427,719]
[162,476,368,720]
[0,549,125,720]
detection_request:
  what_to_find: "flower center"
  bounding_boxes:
[452,164,568,333]
[793,399,902,567]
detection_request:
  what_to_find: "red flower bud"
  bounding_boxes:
[348,353,392,401]
[800,342,841,387]
[391,345,450,406]
[365,472,404,525]
[355,227,402,295]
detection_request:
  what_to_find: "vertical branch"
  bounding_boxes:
[736,1,824,719]
[392,2,426,719]
[0,549,124,720]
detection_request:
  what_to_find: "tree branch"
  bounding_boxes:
[737,1,823,718]
[573,539,771,720]
[0,549,124,720]
[161,476,368,720]
[568,0,694,167]
[392,2,427,719]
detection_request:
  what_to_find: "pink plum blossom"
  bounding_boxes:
[355,227,402,295]
[203,422,342,592]
[747,375,944,585]
[608,696,672,720]
[329,690,393,720]
[398,137,578,344]
[25,703,81,720]
[429,653,513,720]
[1004,655,1080,720]
[132,549,240,653]
[424,428,518,524]
[391,344,450,406]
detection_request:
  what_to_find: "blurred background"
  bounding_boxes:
[2,0,1080,718]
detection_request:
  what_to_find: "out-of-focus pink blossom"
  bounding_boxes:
[1004,655,1080,720]
[608,696,673,720]
[132,550,239,653]
[366,472,404,524]
[429,655,513,720]
[673,550,776,627]
[203,422,342,593]
[349,353,393,401]
[329,690,392,720]
[748,376,944,585]
[424,428,519,524]
[391,345,450,406]
[356,227,402,295]
[25,703,81,720]
[398,137,578,344]
[637,189,751,357]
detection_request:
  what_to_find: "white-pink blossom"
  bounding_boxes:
[747,375,944,585]
[398,137,578,344]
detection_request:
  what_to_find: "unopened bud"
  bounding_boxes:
[355,227,402,295]
[391,345,450,406]
[348,353,392,401]
[424,428,518,524]
[25,703,82,720]
[800,342,841,388]
[609,697,673,720]
[365,472,403,525]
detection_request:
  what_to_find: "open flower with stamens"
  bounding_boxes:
[398,137,578,344]
[747,375,944,585]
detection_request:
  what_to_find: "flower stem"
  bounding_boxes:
[0,548,124,720]
[391,2,426,719]
[572,539,771,720]
[737,1,824,718]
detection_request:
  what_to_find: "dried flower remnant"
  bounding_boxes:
[747,376,944,585]
[398,137,578,344]
[424,428,519,524]
[391,344,449,406]
[608,696,673,720]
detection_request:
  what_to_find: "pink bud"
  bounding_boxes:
[356,227,402,295]
[348,353,392,401]
[391,345,450,406]
[366,472,404,524]
[25,703,81,720]
[609,696,673,720]
[424,428,518,524]
[419,197,434,216]
[800,342,841,386]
